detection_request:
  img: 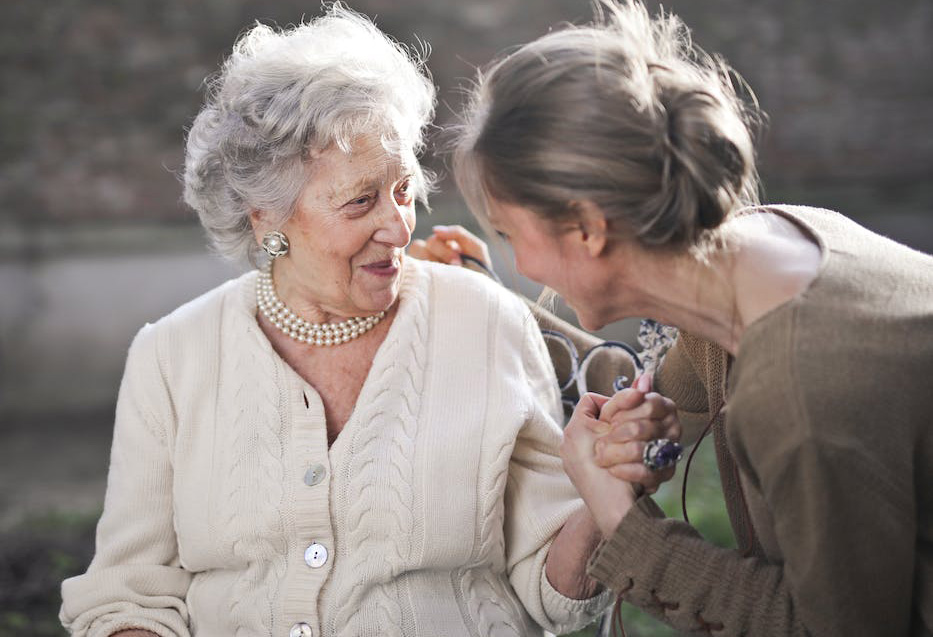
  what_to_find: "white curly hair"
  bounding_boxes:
[183,3,436,263]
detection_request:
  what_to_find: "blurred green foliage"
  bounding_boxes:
[0,511,98,636]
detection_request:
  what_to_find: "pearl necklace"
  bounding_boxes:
[256,263,385,346]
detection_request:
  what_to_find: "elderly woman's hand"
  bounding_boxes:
[409,225,492,269]
[560,392,639,538]
[595,374,681,494]
[561,376,681,538]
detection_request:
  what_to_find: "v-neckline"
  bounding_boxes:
[244,260,421,456]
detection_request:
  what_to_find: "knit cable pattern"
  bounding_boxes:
[455,294,524,637]
[331,263,429,637]
[458,568,524,637]
[225,283,289,636]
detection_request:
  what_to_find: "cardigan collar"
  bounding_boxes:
[228,257,431,458]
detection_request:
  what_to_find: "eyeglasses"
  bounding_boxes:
[542,319,678,411]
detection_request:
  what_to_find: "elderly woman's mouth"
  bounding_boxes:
[362,259,400,277]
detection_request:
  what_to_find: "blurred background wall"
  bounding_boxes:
[1,0,931,633]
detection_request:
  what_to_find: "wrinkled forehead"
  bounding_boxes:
[309,133,419,199]
[349,133,417,171]
[309,131,416,165]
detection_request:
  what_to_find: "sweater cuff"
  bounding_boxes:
[85,615,183,637]
[586,496,666,590]
[540,573,613,632]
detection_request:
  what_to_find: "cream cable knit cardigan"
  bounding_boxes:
[60,259,610,637]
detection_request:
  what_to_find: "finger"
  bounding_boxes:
[408,239,437,262]
[605,392,676,425]
[572,393,612,434]
[433,225,491,264]
[593,439,645,468]
[433,224,478,241]
[661,413,682,442]
[425,234,462,265]
[561,411,604,459]
[634,371,653,392]
[640,466,676,493]
[607,462,655,484]
[604,418,667,443]
[575,392,611,419]
[598,388,647,425]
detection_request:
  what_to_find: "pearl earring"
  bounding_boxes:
[261,230,289,258]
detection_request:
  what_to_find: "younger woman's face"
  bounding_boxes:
[487,200,569,289]
[487,199,614,330]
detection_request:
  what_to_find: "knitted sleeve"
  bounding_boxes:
[60,325,192,637]
[584,328,810,635]
[654,333,719,446]
[503,312,612,634]
[587,496,804,635]
[586,326,918,636]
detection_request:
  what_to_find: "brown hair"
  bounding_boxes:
[453,0,763,251]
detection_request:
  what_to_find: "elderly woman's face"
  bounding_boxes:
[261,134,417,318]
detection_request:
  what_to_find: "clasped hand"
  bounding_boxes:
[560,374,681,538]
[408,226,682,538]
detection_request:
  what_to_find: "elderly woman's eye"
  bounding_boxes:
[495,230,510,242]
[347,193,376,209]
[394,179,414,205]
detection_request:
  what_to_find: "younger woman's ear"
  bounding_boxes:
[571,200,609,258]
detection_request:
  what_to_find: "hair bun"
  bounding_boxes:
[654,77,755,242]
[454,0,763,253]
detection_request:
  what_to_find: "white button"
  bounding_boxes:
[304,542,328,568]
[290,622,313,637]
[303,463,326,487]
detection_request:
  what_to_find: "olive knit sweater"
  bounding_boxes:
[542,206,933,636]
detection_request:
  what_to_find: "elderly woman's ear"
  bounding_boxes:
[249,209,276,242]
[249,209,266,232]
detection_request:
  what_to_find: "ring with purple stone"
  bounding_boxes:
[642,438,683,472]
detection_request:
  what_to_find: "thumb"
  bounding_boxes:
[574,393,612,434]
[598,387,647,424]
[576,392,611,419]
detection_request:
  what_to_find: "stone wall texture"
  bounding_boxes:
[1,0,931,416]
[2,0,931,224]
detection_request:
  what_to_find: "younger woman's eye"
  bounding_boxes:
[495,230,510,241]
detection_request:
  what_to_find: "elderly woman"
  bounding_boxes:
[56,7,640,636]
[424,1,933,635]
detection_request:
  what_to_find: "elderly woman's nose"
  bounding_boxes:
[374,201,414,247]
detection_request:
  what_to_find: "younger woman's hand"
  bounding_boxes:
[409,225,492,269]
[594,374,681,494]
